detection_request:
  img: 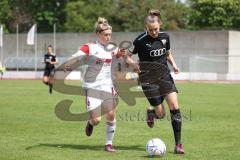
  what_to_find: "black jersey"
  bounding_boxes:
[129,31,172,81]
[44,53,56,69]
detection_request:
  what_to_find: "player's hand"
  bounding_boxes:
[50,61,59,65]
[64,64,72,72]
[134,67,141,74]
[116,48,127,58]
[173,65,180,74]
[133,64,141,74]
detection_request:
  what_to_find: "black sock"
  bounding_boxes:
[170,109,182,145]
[49,83,53,93]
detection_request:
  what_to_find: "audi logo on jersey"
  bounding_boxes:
[150,48,167,57]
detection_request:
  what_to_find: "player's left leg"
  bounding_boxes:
[105,108,117,152]
[101,86,118,152]
[165,92,184,154]
[48,69,55,94]
[43,70,52,93]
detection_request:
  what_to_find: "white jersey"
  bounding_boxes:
[72,41,118,89]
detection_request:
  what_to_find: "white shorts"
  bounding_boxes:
[85,85,118,113]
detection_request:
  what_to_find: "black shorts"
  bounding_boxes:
[140,74,178,106]
[43,68,55,77]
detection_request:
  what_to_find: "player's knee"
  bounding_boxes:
[106,116,115,122]
[91,118,101,125]
[106,111,116,121]
[43,80,48,85]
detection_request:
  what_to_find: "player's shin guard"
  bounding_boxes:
[105,119,116,145]
[170,109,182,145]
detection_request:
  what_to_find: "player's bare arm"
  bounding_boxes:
[166,51,180,74]
[121,50,140,73]
[64,49,88,72]
[64,57,79,72]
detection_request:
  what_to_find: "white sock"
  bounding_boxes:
[105,119,116,145]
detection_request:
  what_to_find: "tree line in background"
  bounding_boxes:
[0,0,240,33]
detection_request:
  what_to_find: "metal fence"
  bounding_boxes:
[2,54,240,81]
[1,31,240,80]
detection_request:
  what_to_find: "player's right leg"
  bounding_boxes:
[85,110,101,136]
[155,103,166,119]
[43,76,49,85]
[43,69,50,87]
[85,89,102,136]
[141,83,165,128]
[85,116,101,137]
[146,96,164,128]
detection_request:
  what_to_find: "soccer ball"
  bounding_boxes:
[146,138,166,157]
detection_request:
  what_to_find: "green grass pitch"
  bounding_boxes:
[0,80,240,160]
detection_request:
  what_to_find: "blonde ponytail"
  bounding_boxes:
[95,17,112,33]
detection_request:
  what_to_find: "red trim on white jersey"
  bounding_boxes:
[95,58,112,64]
[80,44,90,55]
[104,59,112,63]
